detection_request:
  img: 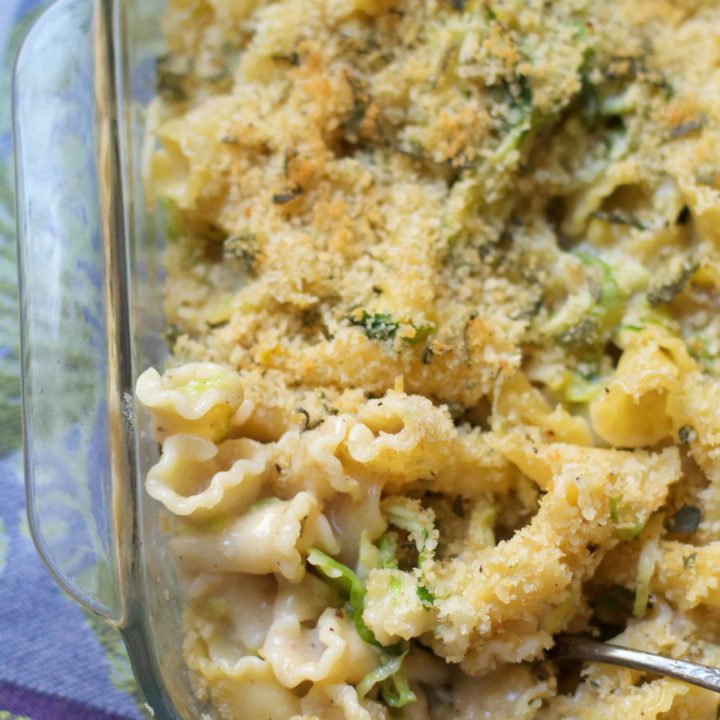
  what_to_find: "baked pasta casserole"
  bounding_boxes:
[136,0,720,717]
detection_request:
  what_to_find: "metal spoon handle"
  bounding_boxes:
[553,635,720,694]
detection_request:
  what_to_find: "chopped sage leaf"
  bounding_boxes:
[667,504,701,534]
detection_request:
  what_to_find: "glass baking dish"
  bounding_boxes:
[13,0,199,717]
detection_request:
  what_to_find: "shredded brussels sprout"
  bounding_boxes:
[378,531,399,570]
[356,650,415,707]
[609,496,644,542]
[383,497,438,559]
[384,498,439,609]
[633,513,664,618]
[547,252,626,354]
[307,548,403,655]
[381,668,417,708]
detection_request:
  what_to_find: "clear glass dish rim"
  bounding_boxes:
[14,1,193,717]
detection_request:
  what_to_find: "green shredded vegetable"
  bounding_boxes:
[609,497,643,541]
[383,498,437,559]
[356,651,409,700]
[379,531,399,569]
[381,669,417,708]
[357,531,382,579]
[388,574,403,594]
[158,197,181,242]
[560,367,604,403]
[405,323,436,345]
[554,253,625,351]
[247,496,282,512]
[633,513,665,617]
[384,498,438,610]
[416,584,435,609]
[307,549,403,655]
[179,372,234,396]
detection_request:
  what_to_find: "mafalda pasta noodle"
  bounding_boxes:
[137,0,720,717]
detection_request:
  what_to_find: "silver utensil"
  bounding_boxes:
[553,635,720,693]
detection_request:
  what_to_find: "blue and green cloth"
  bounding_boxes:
[0,2,144,718]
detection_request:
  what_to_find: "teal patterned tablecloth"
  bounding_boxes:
[0,3,144,718]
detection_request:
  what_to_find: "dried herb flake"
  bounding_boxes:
[647,258,698,307]
[590,210,647,231]
[224,233,259,275]
[678,425,697,444]
[272,186,303,205]
[417,584,435,609]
